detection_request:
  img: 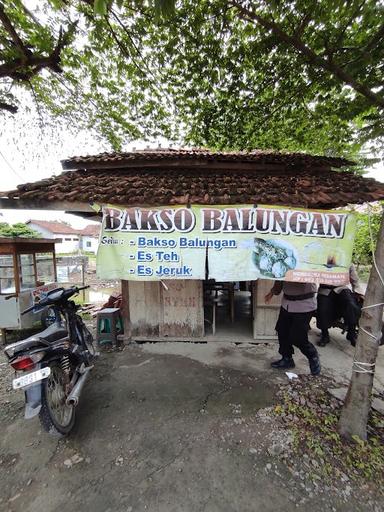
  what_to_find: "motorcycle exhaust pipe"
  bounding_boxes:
[66,366,93,406]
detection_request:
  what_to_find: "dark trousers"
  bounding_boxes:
[317,290,361,333]
[317,292,338,330]
[276,307,318,359]
[337,289,361,332]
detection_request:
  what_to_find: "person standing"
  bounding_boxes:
[265,281,321,375]
[317,264,364,346]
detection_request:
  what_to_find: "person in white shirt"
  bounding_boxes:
[265,281,321,375]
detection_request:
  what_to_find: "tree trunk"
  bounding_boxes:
[338,211,384,440]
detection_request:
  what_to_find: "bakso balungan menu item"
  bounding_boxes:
[252,238,297,278]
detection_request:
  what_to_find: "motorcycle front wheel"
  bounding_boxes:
[39,363,75,436]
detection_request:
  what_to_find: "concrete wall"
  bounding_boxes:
[55,235,80,254]
[27,224,52,239]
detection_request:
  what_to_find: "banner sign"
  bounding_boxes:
[96,204,356,284]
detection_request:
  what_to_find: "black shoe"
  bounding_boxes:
[317,335,330,347]
[271,357,295,369]
[308,355,321,376]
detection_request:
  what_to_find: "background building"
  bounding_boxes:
[80,224,100,254]
[26,220,99,254]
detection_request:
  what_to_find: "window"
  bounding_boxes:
[19,254,36,290]
[0,254,15,294]
[36,252,55,284]
[86,241,92,248]
[65,238,71,241]
[73,238,79,241]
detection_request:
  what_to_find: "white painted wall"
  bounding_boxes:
[28,224,52,238]
[81,235,99,254]
[28,223,80,254]
[55,235,80,254]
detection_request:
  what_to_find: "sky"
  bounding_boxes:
[0,106,383,228]
[0,103,162,228]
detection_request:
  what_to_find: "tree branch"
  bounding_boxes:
[0,101,17,113]
[0,6,77,82]
[0,1,32,63]
[365,22,384,52]
[230,1,384,109]
[20,1,43,27]
[334,0,367,49]
[295,11,311,39]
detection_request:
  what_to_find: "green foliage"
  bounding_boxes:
[0,1,383,155]
[0,222,41,238]
[353,211,382,266]
[93,0,111,15]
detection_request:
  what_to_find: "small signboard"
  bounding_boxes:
[57,266,69,283]
[31,282,58,301]
[31,282,58,313]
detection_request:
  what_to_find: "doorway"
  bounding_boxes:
[203,281,254,341]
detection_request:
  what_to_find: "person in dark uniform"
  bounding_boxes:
[317,265,364,347]
[265,281,321,375]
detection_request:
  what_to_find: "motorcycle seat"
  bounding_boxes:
[5,323,68,358]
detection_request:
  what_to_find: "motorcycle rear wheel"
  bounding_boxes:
[39,363,75,436]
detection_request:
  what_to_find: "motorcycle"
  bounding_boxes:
[3,285,96,436]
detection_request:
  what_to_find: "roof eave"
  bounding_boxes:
[60,159,345,172]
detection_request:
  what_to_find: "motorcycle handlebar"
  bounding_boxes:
[21,285,90,315]
[21,304,37,316]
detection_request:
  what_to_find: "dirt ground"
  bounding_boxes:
[1,328,384,512]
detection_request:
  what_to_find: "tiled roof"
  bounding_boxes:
[81,224,100,236]
[27,219,79,235]
[12,167,384,209]
[61,148,354,170]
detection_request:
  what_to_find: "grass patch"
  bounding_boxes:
[274,376,384,487]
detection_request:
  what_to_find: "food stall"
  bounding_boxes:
[0,237,59,336]
[2,148,384,343]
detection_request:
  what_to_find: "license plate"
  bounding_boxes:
[12,367,51,390]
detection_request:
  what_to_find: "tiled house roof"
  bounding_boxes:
[4,149,384,209]
[27,220,79,235]
[61,148,354,170]
[81,224,100,236]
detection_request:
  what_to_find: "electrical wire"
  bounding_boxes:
[0,150,25,182]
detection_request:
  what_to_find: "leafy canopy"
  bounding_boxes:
[353,210,382,267]
[0,1,383,156]
[0,222,41,238]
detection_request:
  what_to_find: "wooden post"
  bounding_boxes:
[81,259,86,302]
[338,211,384,440]
[13,251,20,294]
[32,253,38,286]
[121,279,131,341]
[52,248,58,282]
